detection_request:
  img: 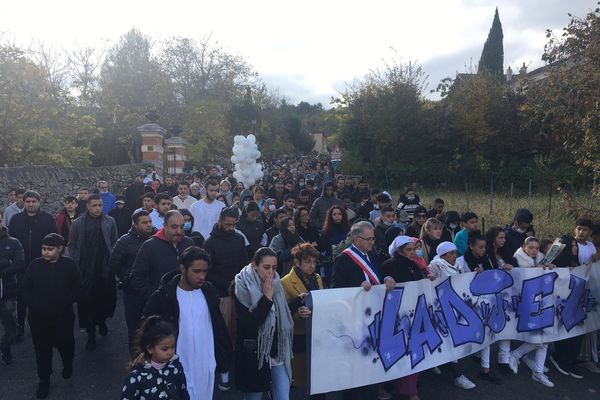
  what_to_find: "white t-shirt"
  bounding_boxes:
[149,209,164,229]
[578,241,597,264]
[190,199,225,240]
[176,286,216,400]
[173,195,196,210]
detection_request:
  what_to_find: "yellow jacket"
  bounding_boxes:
[281,267,324,336]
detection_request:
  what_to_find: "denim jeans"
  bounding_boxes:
[243,363,290,400]
[0,299,17,353]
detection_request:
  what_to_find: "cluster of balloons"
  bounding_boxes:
[231,134,264,186]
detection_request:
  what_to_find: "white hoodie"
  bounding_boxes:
[429,256,468,279]
[514,247,545,268]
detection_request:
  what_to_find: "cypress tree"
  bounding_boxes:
[478,8,504,81]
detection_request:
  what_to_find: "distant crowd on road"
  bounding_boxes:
[1,153,600,400]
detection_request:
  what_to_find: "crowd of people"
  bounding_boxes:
[0,154,599,400]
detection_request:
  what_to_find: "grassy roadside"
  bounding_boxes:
[388,189,600,240]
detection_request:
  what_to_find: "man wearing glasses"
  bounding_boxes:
[331,220,396,399]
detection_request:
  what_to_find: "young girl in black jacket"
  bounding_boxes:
[121,316,189,400]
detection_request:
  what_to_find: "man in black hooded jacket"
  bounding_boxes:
[108,210,155,356]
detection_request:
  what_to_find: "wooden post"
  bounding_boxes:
[547,182,553,218]
[509,182,514,214]
[528,179,532,210]
[465,182,470,211]
[489,177,494,216]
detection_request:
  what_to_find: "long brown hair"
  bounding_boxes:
[323,205,350,235]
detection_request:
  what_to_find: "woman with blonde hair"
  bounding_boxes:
[419,218,444,263]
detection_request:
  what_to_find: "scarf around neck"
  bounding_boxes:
[234,264,294,378]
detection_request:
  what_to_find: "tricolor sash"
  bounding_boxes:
[342,246,381,285]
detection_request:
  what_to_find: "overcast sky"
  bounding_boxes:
[0,0,595,105]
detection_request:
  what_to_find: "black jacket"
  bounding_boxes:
[232,283,275,392]
[108,206,133,238]
[0,227,25,300]
[108,226,156,293]
[236,217,264,256]
[22,256,82,318]
[204,225,249,297]
[143,271,232,373]
[8,210,57,265]
[331,246,382,288]
[381,255,425,283]
[128,230,194,299]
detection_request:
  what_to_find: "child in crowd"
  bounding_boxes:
[121,316,189,400]
[427,242,477,390]
[453,212,479,257]
[508,237,555,387]
[21,233,82,399]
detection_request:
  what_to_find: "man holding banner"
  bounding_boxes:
[331,221,396,400]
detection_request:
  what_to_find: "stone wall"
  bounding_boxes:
[0,164,143,214]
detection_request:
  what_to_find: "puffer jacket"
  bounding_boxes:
[108,226,156,293]
[0,227,25,300]
[204,224,249,297]
[128,229,194,299]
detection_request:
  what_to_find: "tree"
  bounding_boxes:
[334,59,429,184]
[97,28,174,164]
[0,43,100,166]
[478,8,504,81]
[535,5,600,187]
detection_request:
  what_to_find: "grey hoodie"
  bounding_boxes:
[2,202,23,230]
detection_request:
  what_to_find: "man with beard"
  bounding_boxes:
[108,210,156,356]
[67,194,118,351]
[96,181,116,215]
[143,246,232,399]
[129,210,194,301]
[8,190,56,341]
[190,180,225,241]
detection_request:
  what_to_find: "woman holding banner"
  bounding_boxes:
[281,243,324,398]
[382,236,427,400]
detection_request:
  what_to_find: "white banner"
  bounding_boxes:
[308,262,600,394]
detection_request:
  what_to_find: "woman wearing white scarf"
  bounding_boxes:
[234,247,294,400]
[427,241,470,280]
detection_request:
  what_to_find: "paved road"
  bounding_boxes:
[1,292,600,399]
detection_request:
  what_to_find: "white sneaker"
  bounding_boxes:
[508,354,519,374]
[531,372,554,388]
[454,375,476,390]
